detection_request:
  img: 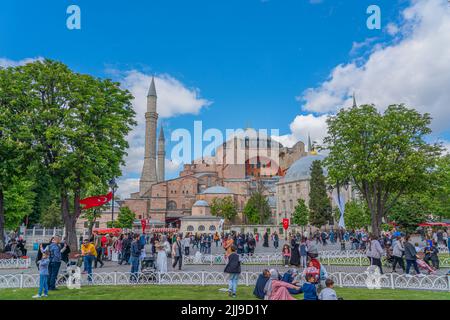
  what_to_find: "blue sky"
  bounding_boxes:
[1,0,449,198]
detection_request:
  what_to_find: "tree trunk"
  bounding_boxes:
[61,193,79,252]
[0,189,5,251]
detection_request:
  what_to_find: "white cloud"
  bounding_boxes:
[273,114,329,149]
[0,57,43,68]
[116,178,140,199]
[386,23,399,36]
[295,0,450,133]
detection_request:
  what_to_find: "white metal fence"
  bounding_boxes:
[0,271,449,292]
[182,251,450,267]
[0,258,31,269]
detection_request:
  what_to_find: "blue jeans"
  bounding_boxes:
[130,256,140,281]
[228,273,239,295]
[83,255,94,282]
[48,261,61,290]
[38,275,48,296]
[406,259,420,275]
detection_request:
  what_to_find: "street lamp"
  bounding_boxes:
[109,178,118,224]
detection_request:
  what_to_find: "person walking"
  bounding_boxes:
[33,251,50,298]
[366,234,384,274]
[172,235,183,270]
[94,234,104,268]
[392,236,405,273]
[130,234,141,282]
[155,240,168,273]
[119,234,131,265]
[273,232,279,249]
[299,237,308,268]
[263,232,269,248]
[182,234,191,256]
[46,236,62,291]
[404,235,422,276]
[224,245,241,298]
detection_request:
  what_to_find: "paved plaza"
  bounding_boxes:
[2,238,448,276]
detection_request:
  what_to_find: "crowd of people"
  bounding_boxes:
[6,225,445,299]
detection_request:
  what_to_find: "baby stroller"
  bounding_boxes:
[139,256,157,283]
[416,259,436,275]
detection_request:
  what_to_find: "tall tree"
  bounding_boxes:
[210,197,237,221]
[344,200,371,230]
[115,207,136,229]
[39,200,64,228]
[308,160,332,227]
[243,192,271,225]
[0,67,36,250]
[322,104,442,237]
[14,60,136,250]
[292,198,309,229]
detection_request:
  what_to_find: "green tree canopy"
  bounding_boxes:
[344,200,371,230]
[243,192,271,225]
[2,60,136,250]
[210,197,237,221]
[308,160,332,227]
[39,200,64,228]
[115,207,136,229]
[292,198,309,227]
[322,104,442,236]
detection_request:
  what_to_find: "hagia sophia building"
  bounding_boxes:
[116,78,354,233]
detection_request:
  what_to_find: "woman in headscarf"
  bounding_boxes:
[264,269,300,300]
[156,236,170,273]
[289,236,300,266]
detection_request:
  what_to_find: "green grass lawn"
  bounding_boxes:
[0,285,449,300]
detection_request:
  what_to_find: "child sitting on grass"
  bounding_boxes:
[299,273,318,300]
[33,251,49,298]
[318,278,338,300]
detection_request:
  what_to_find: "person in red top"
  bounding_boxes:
[101,235,108,258]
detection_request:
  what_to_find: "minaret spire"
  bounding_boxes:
[157,125,165,183]
[140,77,159,196]
[352,92,357,107]
[308,133,312,152]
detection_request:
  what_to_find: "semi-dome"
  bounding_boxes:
[201,186,233,194]
[193,200,209,207]
[283,154,327,183]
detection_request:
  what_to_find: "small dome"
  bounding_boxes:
[201,186,233,194]
[193,200,209,207]
[283,155,327,183]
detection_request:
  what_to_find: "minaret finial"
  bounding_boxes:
[352,92,357,107]
[159,125,165,141]
[148,76,157,97]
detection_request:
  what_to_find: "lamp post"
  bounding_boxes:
[109,178,118,225]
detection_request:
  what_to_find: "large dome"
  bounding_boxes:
[283,154,327,183]
[201,185,233,194]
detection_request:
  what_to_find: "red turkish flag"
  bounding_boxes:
[80,192,113,210]
[282,218,289,230]
[141,219,147,234]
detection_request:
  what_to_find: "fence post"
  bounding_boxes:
[327,256,330,266]
[32,227,35,237]
[338,273,342,288]
[359,256,362,266]
[201,271,205,286]
[390,273,395,290]
[447,275,450,293]
[210,254,213,266]
[20,273,24,289]
[245,273,249,287]
[53,227,56,236]
[114,271,117,285]
[43,227,46,237]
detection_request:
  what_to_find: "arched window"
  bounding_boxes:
[288,185,292,194]
[198,225,205,231]
[209,225,216,231]
[282,186,286,195]
[167,200,177,210]
[296,184,300,193]
[187,225,194,232]
[289,199,293,210]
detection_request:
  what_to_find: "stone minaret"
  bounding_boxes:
[139,77,158,196]
[157,126,165,182]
